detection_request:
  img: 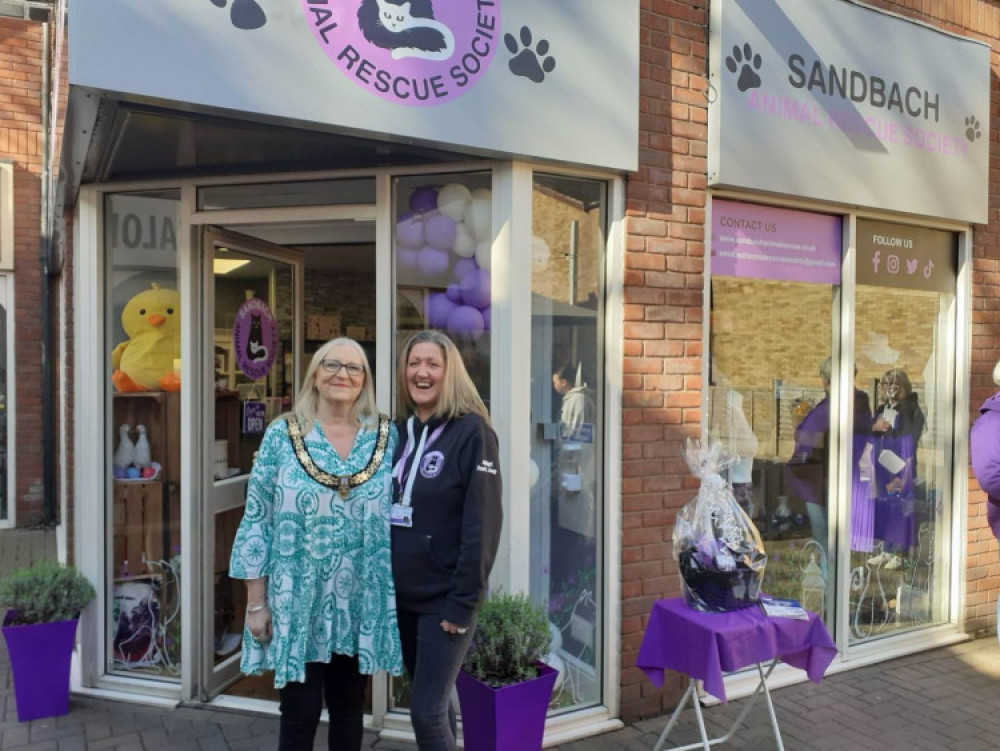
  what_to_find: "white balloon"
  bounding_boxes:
[474,241,492,270]
[465,195,492,243]
[437,183,473,222]
[452,222,476,258]
[529,458,540,488]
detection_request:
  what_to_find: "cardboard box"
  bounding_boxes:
[346,325,367,341]
[306,314,341,341]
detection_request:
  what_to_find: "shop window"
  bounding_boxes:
[197,177,375,211]
[849,220,956,641]
[393,173,492,408]
[104,190,183,681]
[708,200,842,626]
[0,278,9,524]
[529,174,606,712]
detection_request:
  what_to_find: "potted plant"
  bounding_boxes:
[0,560,96,722]
[456,590,557,751]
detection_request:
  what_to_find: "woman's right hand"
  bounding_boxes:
[247,605,272,643]
[872,417,890,433]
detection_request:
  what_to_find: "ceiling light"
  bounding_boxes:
[213,258,250,275]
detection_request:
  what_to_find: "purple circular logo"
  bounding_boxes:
[233,298,278,380]
[303,0,500,106]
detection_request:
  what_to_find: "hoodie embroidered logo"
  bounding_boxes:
[420,451,445,479]
[476,459,498,476]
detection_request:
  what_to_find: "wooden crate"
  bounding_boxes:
[113,480,167,576]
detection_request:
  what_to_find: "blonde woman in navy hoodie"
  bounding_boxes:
[390,330,503,751]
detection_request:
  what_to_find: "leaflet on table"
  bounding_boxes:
[759,596,810,620]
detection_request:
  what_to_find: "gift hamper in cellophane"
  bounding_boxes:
[672,440,767,612]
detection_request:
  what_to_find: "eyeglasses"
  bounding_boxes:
[320,359,364,378]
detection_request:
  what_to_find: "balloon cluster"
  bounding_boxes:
[396,183,492,339]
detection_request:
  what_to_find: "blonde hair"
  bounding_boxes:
[993,359,1000,387]
[291,338,378,427]
[396,330,490,424]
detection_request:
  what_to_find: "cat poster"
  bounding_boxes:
[232,297,278,381]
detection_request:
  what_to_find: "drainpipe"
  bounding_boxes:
[39,8,55,525]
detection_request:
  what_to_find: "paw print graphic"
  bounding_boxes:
[725,43,762,92]
[208,0,266,30]
[505,26,556,84]
[965,115,982,143]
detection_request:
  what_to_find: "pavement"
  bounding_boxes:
[4,526,1000,750]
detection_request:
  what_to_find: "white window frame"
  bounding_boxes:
[0,273,15,528]
[0,160,13,271]
[703,190,972,701]
[73,163,626,742]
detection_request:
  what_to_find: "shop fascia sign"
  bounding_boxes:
[708,0,989,223]
[69,0,638,171]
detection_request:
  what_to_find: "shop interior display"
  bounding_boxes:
[396,181,493,340]
[110,391,181,676]
[111,284,181,393]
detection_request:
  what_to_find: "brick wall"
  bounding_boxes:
[621,0,1000,721]
[0,18,46,526]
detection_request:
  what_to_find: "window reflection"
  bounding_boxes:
[530,174,605,712]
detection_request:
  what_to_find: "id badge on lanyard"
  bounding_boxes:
[390,417,446,528]
[390,503,413,528]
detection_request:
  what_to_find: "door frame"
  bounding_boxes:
[199,225,305,699]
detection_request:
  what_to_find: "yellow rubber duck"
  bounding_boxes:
[111,284,181,392]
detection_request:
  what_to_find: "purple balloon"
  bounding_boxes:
[425,292,458,328]
[446,283,463,303]
[453,258,478,283]
[424,213,457,251]
[446,305,485,339]
[409,186,438,214]
[396,215,424,247]
[481,305,491,330]
[398,247,419,269]
[460,268,491,309]
[417,246,450,276]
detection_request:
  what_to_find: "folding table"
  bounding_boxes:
[636,598,837,751]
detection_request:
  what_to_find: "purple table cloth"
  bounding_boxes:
[636,598,838,702]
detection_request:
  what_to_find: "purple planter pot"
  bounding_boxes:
[2,613,78,722]
[456,661,558,751]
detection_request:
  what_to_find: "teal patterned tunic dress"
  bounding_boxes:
[229,416,403,688]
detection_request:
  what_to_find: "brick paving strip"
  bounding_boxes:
[3,528,1000,750]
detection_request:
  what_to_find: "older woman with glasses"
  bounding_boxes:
[229,337,401,751]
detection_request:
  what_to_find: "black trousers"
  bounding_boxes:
[277,653,368,751]
[397,608,477,751]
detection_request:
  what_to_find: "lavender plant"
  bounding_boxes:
[0,560,95,625]
[462,590,551,687]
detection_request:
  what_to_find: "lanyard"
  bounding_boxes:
[392,416,446,507]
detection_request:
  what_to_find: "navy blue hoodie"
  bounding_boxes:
[391,413,503,626]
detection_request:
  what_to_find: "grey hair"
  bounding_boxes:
[291,337,378,427]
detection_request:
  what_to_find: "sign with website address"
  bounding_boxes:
[711,199,841,285]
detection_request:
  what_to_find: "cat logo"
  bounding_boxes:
[233,297,277,380]
[303,0,501,106]
[420,451,445,479]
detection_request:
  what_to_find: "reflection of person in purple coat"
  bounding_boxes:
[870,368,925,556]
[786,358,872,569]
[970,360,1000,641]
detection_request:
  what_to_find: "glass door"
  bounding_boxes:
[200,226,303,698]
